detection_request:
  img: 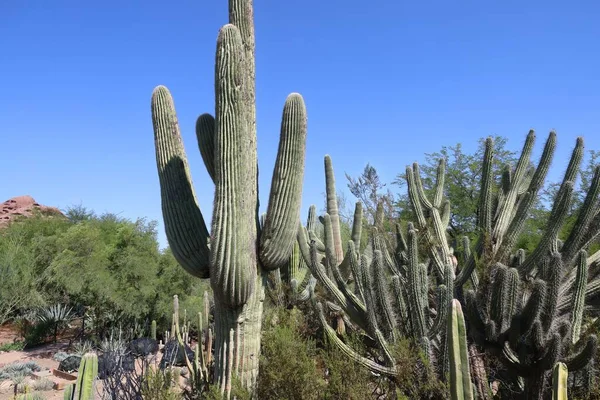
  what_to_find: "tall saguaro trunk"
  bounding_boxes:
[151,0,308,396]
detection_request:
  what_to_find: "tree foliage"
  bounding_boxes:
[0,207,206,338]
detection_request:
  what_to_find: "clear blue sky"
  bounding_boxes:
[2,1,600,249]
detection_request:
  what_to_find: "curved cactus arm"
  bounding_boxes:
[322,213,340,270]
[429,261,454,338]
[562,166,600,264]
[565,334,598,371]
[297,224,369,330]
[210,24,257,307]
[330,241,368,313]
[448,299,474,400]
[315,301,397,375]
[563,137,585,185]
[580,208,600,251]
[351,202,363,249]
[372,250,397,341]
[520,182,574,277]
[151,86,211,279]
[552,362,568,400]
[196,113,216,183]
[492,131,535,243]
[324,155,345,263]
[259,93,307,270]
[295,275,317,302]
[406,228,428,340]
[497,132,557,260]
[433,158,446,208]
[570,250,588,344]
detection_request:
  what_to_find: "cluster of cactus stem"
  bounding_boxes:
[302,132,600,399]
[167,294,215,395]
[151,0,308,393]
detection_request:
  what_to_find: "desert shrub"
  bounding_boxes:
[0,361,41,381]
[0,341,25,351]
[140,367,180,400]
[390,338,448,399]
[320,332,376,399]
[32,378,55,391]
[256,307,326,399]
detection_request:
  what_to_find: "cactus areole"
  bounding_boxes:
[151,0,307,393]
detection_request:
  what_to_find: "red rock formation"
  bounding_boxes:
[0,195,65,227]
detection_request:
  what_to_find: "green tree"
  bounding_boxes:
[393,136,520,240]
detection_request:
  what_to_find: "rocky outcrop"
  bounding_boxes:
[0,195,64,227]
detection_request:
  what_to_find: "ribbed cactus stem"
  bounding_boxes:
[448,299,474,400]
[65,353,98,400]
[571,250,588,344]
[151,320,157,340]
[552,362,568,400]
[324,155,345,263]
[195,113,216,183]
[151,86,211,279]
[210,23,257,307]
[259,93,307,270]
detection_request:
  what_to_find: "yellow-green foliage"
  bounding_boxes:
[256,308,326,399]
[320,332,375,399]
[140,367,180,400]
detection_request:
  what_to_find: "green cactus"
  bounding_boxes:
[552,362,568,400]
[151,320,157,340]
[448,299,474,400]
[64,353,98,400]
[303,132,600,399]
[151,0,307,393]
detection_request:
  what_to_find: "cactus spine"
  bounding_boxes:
[151,0,307,393]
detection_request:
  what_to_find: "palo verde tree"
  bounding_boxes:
[150,0,307,395]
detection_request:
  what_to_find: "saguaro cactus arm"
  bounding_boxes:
[259,94,308,270]
[152,87,211,279]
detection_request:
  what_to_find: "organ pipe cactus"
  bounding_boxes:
[460,134,600,399]
[304,132,600,399]
[151,0,307,393]
[301,155,453,378]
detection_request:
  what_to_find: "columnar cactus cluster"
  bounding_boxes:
[303,132,600,399]
[150,0,307,393]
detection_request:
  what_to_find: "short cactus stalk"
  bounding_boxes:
[64,353,98,400]
[151,0,307,394]
[552,362,568,400]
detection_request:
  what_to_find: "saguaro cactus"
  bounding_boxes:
[151,0,307,393]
